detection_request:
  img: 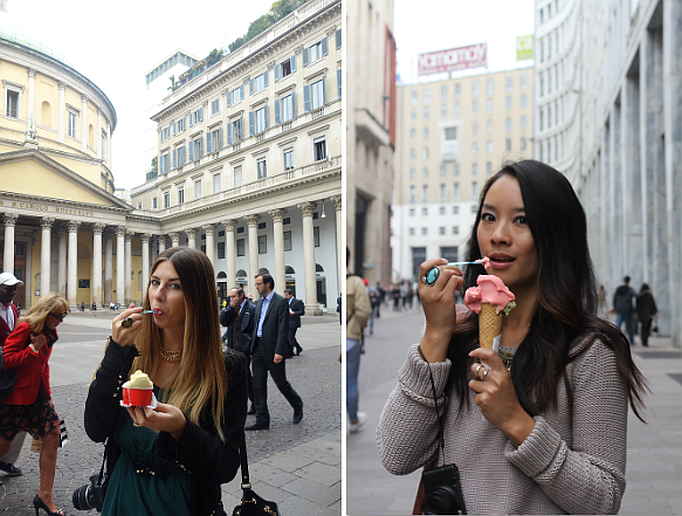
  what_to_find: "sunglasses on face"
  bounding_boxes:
[49,312,67,321]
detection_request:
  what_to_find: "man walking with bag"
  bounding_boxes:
[284,288,305,356]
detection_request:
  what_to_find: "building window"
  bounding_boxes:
[276,92,296,124]
[409,168,416,180]
[472,181,479,199]
[303,37,329,65]
[440,164,446,177]
[422,185,428,203]
[173,117,186,135]
[422,167,428,179]
[444,127,457,140]
[258,235,267,254]
[487,78,494,94]
[486,141,493,154]
[454,102,460,116]
[472,142,478,155]
[409,186,416,204]
[409,208,415,216]
[486,99,493,112]
[486,120,492,133]
[159,152,171,174]
[207,127,222,154]
[314,226,320,247]
[421,227,428,236]
[237,239,245,256]
[506,117,512,131]
[173,145,186,168]
[137,202,142,209]
[228,117,242,144]
[423,127,429,139]
[422,147,429,159]
[217,242,226,259]
[439,206,446,215]
[152,196,158,209]
[257,158,267,179]
[210,98,220,115]
[194,180,202,199]
[453,182,460,201]
[234,165,242,186]
[423,106,429,119]
[189,106,204,127]
[506,96,512,109]
[178,186,185,204]
[213,173,221,193]
[453,226,459,235]
[250,70,269,94]
[520,115,527,129]
[486,162,492,175]
[314,137,326,161]
[284,147,295,170]
[409,227,415,236]
[163,191,170,208]
[439,227,446,235]
[505,138,512,151]
[506,76,513,91]
[473,80,480,96]
[250,106,269,135]
[453,205,459,214]
[454,83,461,98]
[441,104,447,117]
[160,125,171,142]
[439,184,446,202]
[520,94,527,107]
[520,137,527,150]
[276,55,297,81]
[422,207,428,216]
[227,85,245,106]
[284,231,292,252]
[189,136,203,161]
[410,148,416,160]
[472,100,479,113]
[68,110,78,138]
[472,163,478,176]
[473,121,479,135]
[5,88,21,119]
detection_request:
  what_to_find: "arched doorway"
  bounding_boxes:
[236,269,248,294]
[216,271,227,305]
[316,263,326,307]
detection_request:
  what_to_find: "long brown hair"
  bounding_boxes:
[132,247,229,440]
[450,161,649,421]
[21,293,68,333]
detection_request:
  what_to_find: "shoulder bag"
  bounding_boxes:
[232,432,281,516]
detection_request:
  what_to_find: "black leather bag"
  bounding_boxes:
[0,347,17,400]
[232,433,281,516]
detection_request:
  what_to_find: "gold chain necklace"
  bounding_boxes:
[159,347,182,363]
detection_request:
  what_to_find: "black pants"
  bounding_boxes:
[251,344,303,426]
[288,326,303,355]
[640,317,653,346]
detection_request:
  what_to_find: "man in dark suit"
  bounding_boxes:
[246,273,303,430]
[284,288,304,356]
[220,286,257,414]
[0,273,25,480]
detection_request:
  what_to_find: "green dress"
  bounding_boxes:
[102,388,191,516]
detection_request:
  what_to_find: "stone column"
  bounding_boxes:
[203,225,215,265]
[56,226,67,299]
[3,213,18,273]
[81,94,88,152]
[331,195,343,291]
[40,218,54,297]
[140,234,151,300]
[246,215,260,297]
[169,232,180,248]
[67,220,81,308]
[158,235,166,254]
[104,229,113,305]
[186,229,196,248]
[125,232,132,305]
[298,202,321,314]
[224,220,237,288]
[269,209,286,294]
[115,226,126,306]
[58,82,65,143]
[92,223,105,306]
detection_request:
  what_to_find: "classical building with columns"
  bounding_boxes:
[534,0,682,345]
[0,0,341,314]
[130,0,342,314]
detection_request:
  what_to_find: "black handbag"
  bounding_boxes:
[0,346,18,400]
[232,433,281,516]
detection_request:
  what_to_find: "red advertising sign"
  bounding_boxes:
[417,43,488,76]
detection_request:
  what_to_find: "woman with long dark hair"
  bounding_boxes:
[0,293,68,515]
[377,160,648,514]
[636,284,658,347]
[85,247,247,516]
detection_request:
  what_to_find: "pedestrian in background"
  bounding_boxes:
[84,247,247,516]
[346,248,371,433]
[247,273,303,430]
[613,276,637,344]
[221,287,257,414]
[0,293,68,516]
[283,288,305,356]
[636,284,658,347]
[0,273,26,483]
[377,160,648,514]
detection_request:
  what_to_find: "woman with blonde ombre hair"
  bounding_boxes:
[0,293,68,515]
[85,247,247,516]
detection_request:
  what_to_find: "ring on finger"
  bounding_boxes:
[475,364,484,376]
[479,368,490,380]
[122,317,134,328]
[422,266,441,286]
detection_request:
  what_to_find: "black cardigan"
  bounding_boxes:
[84,339,247,516]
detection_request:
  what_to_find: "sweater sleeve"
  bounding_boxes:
[1,323,38,369]
[155,350,248,485]
[505,340,627,514]
[377,343,452,475]
[84,339,138,443]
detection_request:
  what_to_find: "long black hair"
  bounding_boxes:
[448,160,648,421]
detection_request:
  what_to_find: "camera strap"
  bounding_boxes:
[417,345,445,453]
[97,439,108,487]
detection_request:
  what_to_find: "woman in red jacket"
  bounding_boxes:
[0,293,68,516]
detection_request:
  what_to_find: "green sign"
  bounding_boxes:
[516,35,534,61]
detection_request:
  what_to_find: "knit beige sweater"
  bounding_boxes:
[377,340,628,514]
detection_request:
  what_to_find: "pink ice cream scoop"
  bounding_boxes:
[464,274,516,315]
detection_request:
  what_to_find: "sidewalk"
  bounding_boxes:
[347,305,682,515]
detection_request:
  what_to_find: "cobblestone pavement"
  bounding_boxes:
[1,309,341,515]
[347,304,682,515]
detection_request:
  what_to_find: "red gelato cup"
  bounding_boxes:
[124,387,153,406]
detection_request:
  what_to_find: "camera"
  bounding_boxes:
[72,474,106,512]
[421,464,467,515]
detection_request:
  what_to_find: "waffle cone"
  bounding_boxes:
[479,303,503,349]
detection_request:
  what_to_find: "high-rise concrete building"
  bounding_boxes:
[392,67,534,282]
[535,0,682,345]
[346,0,396,283]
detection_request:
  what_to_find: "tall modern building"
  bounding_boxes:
[392,67,534,282]
[346,0,396,283]
[132,0,342,313]
[535,0,682,345]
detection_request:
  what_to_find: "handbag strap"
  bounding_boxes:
[238,431,251,490]
[417,345,445,453]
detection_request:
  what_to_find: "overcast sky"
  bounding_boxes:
[8,0,276,189]
[393,0,536,83]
